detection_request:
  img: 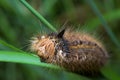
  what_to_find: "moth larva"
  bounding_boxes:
[30,29,109,77]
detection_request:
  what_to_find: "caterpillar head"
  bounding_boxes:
[30,29,65,62]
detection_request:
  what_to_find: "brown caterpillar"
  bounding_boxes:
[30,29,109,77]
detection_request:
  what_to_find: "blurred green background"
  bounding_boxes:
[0,0,120,80]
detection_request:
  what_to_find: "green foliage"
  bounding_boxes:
[0,0,120,80]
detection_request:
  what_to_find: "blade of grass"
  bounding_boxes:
[85,0,120,49]
[0,51,60,69]
[0,51,89,80]
[19,0,57,32]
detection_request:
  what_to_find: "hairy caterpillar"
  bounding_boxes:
[30,28,109,77]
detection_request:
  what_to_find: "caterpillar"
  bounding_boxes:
[30,28,109,77]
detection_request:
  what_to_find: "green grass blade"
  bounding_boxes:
[19,0,57,32]
[0,51,59,69]
[85,0,120,49]
[0,51,90,80]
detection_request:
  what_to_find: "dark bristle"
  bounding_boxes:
[57,29,66,38]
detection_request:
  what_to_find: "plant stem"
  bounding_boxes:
[20,0,57,32]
